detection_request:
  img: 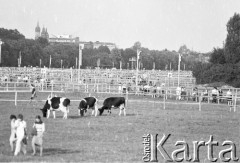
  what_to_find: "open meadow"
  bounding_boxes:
[0,92,239,162]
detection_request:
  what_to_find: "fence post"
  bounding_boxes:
[234,89,237,112]
[126,90,128,107]
[51,83,53,97]
[170,89,172,99]
[163,91,166,110]
[208,93,210,103]
[15,91,17,106]
[165,88,168,100]
[199,95,201,111]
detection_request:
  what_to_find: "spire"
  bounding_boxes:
[35,21,40,32]
[45,28,49,39]
[42,25,45,33]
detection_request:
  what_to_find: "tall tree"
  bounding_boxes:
[132,41,141,51]
[0,28,25,40]
[209,48,225,64]
[224,13,240,63]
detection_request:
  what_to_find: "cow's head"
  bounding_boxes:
[98,107,104,116]
[79,108,85,116]
[40,98,51,117]
[78,100,86,116]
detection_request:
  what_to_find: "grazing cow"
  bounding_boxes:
[41,95,70,119]
[78,97,98,116]
[98,97,126,116]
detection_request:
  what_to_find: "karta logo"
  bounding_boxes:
[142,134,239,162]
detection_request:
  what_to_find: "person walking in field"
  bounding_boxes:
[9,115,17,152]
[29,84,37,103]
[14,114,27,156]
[32,115,45,156]
[226,89,233,111]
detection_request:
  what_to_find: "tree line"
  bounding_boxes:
[0,29,205,71]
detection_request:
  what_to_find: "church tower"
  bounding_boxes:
[41,26,45,37]
[35,21,41,40]
[45,28,49,39]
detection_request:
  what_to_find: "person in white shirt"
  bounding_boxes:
[9,115,17,152]
[14,114,27,156]
[226,89,233,111]
[202,89,208,102]
[211,87,219,103]
[176,86,181,100]
[32,115,45,156]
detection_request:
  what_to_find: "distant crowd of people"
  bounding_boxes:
[191,87,233,110]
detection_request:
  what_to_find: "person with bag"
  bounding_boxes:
[14,114,27,156]
[31,115,45,156]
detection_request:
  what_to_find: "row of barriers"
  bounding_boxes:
[0,82,238,112]
[0,67,196,87]
[0,81,238,96]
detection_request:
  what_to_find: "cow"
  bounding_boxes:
[40,95,71,119]
[78,97,98,116]
[98,97,126,116]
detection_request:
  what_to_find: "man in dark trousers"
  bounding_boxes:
[29,84,37,103]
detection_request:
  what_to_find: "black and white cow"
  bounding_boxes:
[41,95,71,119]
[98,97,126,116]
[78,97,98,116]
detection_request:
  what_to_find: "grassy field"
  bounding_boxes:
[0,92,239,162]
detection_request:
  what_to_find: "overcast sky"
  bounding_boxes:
[0,0,240,52]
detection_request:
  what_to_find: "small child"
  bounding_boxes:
[32,115,45,156]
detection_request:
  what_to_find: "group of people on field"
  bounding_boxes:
[9,82,45,156]
[9,114,45,156]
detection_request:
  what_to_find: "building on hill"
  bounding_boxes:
[35,22,49,40]
[80,41,117,50]
[49,36,117,50]
[49,34,79,43]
